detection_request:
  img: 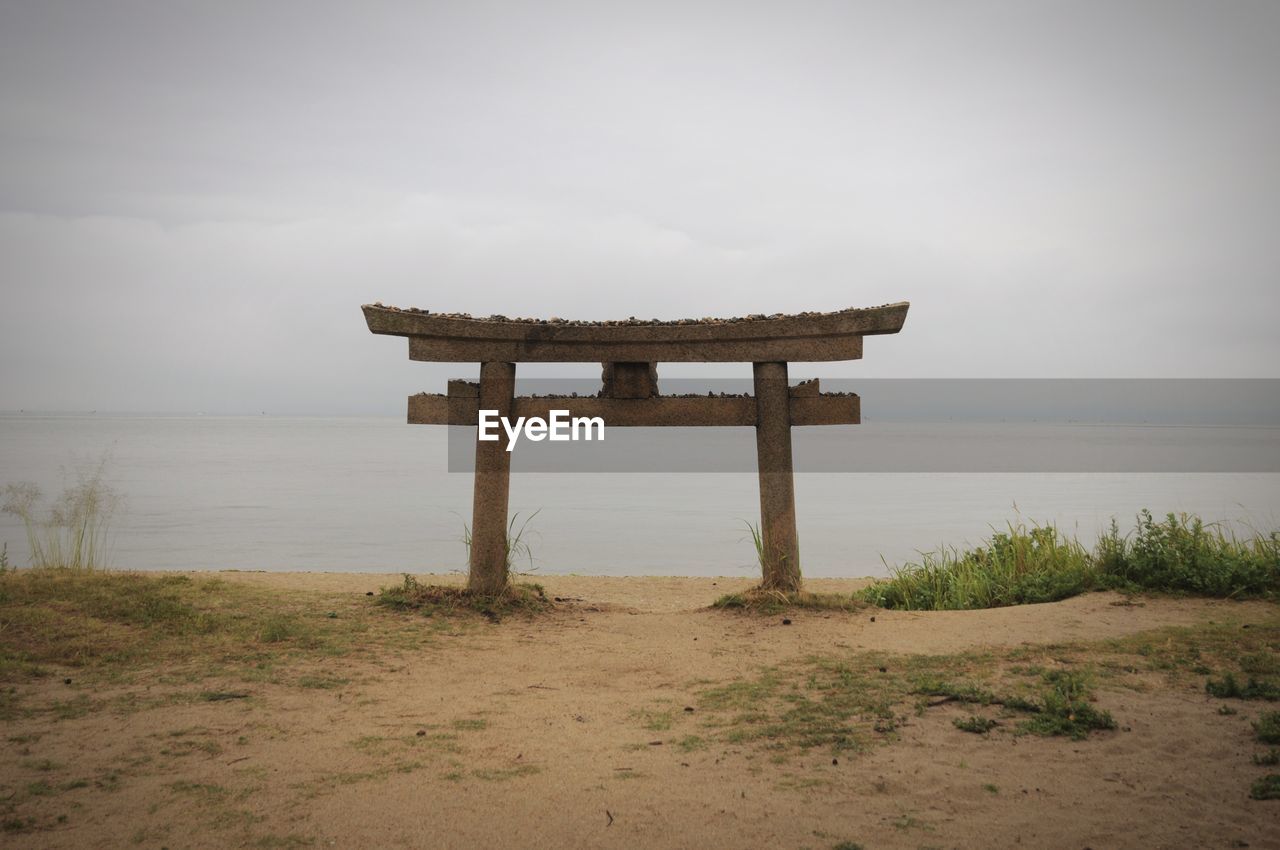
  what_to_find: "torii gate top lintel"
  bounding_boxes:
[363,301,909,596]
[362,301,908,363]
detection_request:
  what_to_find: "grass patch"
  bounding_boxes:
[676,735,707,752]
[712,587,864,614]
[860,511,1279,611]
[697,652,989,754]
[1250,774,1280,800]
[376,575,551,619]
[860,522,1094,610]
[297,675,349,690]
[632,708,674,732]
[917,671,1115,740]
[1254,749,1280,766]
[1021,671,1117,739]
[1206,673,1280,701]
[953,716,998,734]
[694,653,1115,755]
[0,567,434,684]
[472,764,540,781]
[1255,711,1280,745]
[168,780,229,801]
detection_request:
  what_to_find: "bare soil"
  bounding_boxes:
[3,572,1277,850]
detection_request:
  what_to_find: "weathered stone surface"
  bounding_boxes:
[364,302,908,595]
[364,302,908,362]
[601,362,659,398]
[469,362,515,595]
[754,362,801,591]
[790,378,820,397]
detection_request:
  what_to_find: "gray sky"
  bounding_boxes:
[1,0,1277,414]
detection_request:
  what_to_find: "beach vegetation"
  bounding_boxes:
[743,520,766,571]
[1098,511,1279,597]
[860,522,1093,610]
[858,511,1279,611]
[712,586,864,613]
[1206,673,1280,701]
[953,716,998,734]
[914,670,1114,739]
[2,456,121,570]
[1021,670,1117,739]
[0,567,447,684]
[1250,774,1280,800]
[375,573,551,618]
[462,509,541,576]
[1255,711,1280,745]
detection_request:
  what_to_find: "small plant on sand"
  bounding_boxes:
[916,670,1114,740]
[378,510,551,616]
[1023,670,1116,739]
[376,574,550,618]
[1254,711,1280,745]
[2,456,121,570]
[953,716,998,734]
[743,520,766,571]
[1250,774,1280,800]
[1206,673,1280,701]
[712,587,863,614]
[462,509,541,575]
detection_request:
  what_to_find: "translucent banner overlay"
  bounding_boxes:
[438,379,1280,473]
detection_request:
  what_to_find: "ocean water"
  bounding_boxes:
[0,413,1277,577]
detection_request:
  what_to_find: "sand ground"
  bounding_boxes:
[3,572,1278,849]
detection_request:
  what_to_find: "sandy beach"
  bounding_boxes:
[2,571,1277,849]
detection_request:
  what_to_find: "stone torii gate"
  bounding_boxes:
[363,302,909,595]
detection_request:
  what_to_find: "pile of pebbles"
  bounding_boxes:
[367,302,893,326]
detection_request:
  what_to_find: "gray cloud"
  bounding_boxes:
[1,0,1277,413]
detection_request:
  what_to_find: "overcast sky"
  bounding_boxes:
[1,0,1277,414]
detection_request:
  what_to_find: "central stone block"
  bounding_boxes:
[601,362,659,399]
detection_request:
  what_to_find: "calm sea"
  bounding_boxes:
[1,413,1277,577]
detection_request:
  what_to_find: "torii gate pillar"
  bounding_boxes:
[753,361,800,591]
[470,361,516,594]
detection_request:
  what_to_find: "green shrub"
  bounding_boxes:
[861,511,1279,611]
[1206,673,1280,701]
[1255,711,1280,745]
[860,522,1095,611]
[1097,511,1279,598]
[1251,774,1280,800]
[1024,671,1116,740]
